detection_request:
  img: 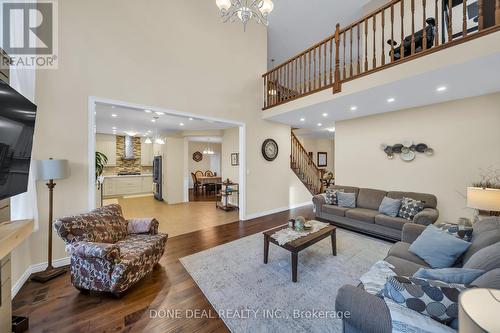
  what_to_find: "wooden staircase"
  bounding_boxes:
[290,131,324,195]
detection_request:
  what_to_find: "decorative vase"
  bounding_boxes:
[295,216,306,231]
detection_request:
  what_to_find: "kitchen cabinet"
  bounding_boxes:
[96,134,117,166]
[103,175,153,197]
[141,140,153,166]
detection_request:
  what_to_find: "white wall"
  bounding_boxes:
[335,93,500,222]
[188,141,222,187]
[221,127,240,184]
[165,137,184,204]
[13,0,312,288]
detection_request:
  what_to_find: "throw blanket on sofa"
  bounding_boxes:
[360,261,456,333]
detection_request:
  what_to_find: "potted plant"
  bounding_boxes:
[95,151,108,189]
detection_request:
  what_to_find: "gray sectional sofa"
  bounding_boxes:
[312,185,439,241]
[335,217,500,333]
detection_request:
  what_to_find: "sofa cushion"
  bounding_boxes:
[413,268,484,285]
[462,217,500,264]
[337,192,356,208]
[387,191,437,209]
[378,196,402,217]
[357,188,387,210]
[388,242,429,267]
[325,188,343,205]
[385,255,427,276]
[398,197,425,221]
[470,268,500,289]
[463,242,500,272]
[409,226,471,268]
[375,214,408,230]
[322,204,349,217]
[345,208,378,223]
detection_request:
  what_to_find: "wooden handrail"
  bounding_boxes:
[290,131,324,194]
[263,0,500,110]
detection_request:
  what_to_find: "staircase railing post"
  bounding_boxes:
[333,23,342,93]
[496,0,500,26]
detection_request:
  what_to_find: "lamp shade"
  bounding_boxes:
[467,187,500,211]
[35,159,70,181]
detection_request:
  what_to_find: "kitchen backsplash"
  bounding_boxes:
[116,136,141,174]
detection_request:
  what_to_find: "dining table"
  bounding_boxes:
[197,176,222,185]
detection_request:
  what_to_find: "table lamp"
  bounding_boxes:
[467,187,500,222]
[31,158,70,283]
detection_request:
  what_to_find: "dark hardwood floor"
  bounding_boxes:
[188,188,217,202]
[13,205,315,333]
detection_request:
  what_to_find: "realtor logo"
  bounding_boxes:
[1,0,58,69]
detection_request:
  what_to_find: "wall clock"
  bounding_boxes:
[262,139,279,161]
[193,151,203,162]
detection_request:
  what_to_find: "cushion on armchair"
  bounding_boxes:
[127,218,159,234]
[72,241,120,261]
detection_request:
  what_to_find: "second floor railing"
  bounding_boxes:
[263,0,500,110]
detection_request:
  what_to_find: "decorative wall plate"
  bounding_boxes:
[193,151,203,162]
[400,150,415,162]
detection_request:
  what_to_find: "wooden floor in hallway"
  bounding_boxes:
[12,205,315,333]
[104,195,239,238]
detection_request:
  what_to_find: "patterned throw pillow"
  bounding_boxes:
[398,197,425,221]
[435,223,473,242]
[381,275,466,324]
[325,188,343,205]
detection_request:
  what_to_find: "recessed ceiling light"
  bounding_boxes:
[147,130,152,133]
[317,123,322,127]
[327,127,335,132]
[436,86,447,92]
[300,118,305,122]
[180,122,185,126]
[144,110,152,113]
[155,112,165,115]
[111,114,118,117]
[189,117,194,121]
[350,106,357,111]
[151,119,156,123]
[112,126,117,130]
[387,98,395,103]
[111,106,116,109]
[322,113,328,117]
[124,131,138,136]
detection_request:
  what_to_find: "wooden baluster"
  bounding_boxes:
[435,0,439,46]
[343,32,346,79]
[333,23,341,92]
[411,0,415,55]
[400,0,405,59]
[308,51,312,92]
[330,37,333,84]
[295,58,298,95]
[278,67,282,103]
[373,14,377,68]
[381,9,385,66]
[478,0,484,31]
[423,0,427,50]
[303,54,306,93]
[313,47,317,90]
[462,0,467,37]
[391,5,395,62]
[265,75,268,108]
[365,19,369,70]
[448,0,453,41]
[350,28,353,77]
[285,65,289,100]
[319,45,322,87]
[324,40,327,86]
[496,0,500,26]
[357,24,361,74]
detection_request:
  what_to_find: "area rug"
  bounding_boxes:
[180,228,391,333]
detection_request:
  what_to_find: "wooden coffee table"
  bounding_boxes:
[263,224,336,282]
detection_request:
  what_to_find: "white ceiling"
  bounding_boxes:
[267,0,369,68]
[187,136,222,143]
[266,52,500,129]
[95,103,235,136]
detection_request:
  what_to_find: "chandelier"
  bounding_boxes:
[216,0,274,31]
[203,139,215,155]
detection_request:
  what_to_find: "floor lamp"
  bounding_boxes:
[31,158,70,283]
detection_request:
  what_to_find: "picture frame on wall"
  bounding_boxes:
[317,152,327,167]
[231,153,239,166]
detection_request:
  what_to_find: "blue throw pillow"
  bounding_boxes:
[337,192,356,208]
[413,268,484,285]
[409,225,471,268]
[378,197,402,217]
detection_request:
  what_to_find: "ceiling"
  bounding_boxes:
[267,0,369,69]
[187,136,222,143]
[95,103,235,136]
[266,52,500,130]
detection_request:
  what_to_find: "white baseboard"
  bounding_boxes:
[243,201,312,221]
[11,256,70,299]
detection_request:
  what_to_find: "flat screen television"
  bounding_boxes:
[0,79,37,200]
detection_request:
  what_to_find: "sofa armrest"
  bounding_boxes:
[312,194,326,215]
[335,285,392,333]
[412,208,439,226]
[72,241,120,261]
[127,218,159,235]
[401,223,427,244]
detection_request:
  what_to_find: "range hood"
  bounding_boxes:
[122,135,137,160]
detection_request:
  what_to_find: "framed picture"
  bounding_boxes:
[231,153,239,166]
[317,152,327,167]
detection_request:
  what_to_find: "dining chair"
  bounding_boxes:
[205,170,214,176]
[191,172,202,195]
[195,170,204,178]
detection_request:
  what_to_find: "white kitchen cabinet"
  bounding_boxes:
[141,141,153,166]
[96,134,117,166]
[103,175,154,198]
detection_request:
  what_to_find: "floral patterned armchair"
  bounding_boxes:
[54,204,168,296]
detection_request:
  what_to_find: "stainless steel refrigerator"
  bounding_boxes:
[153,156,163,201]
